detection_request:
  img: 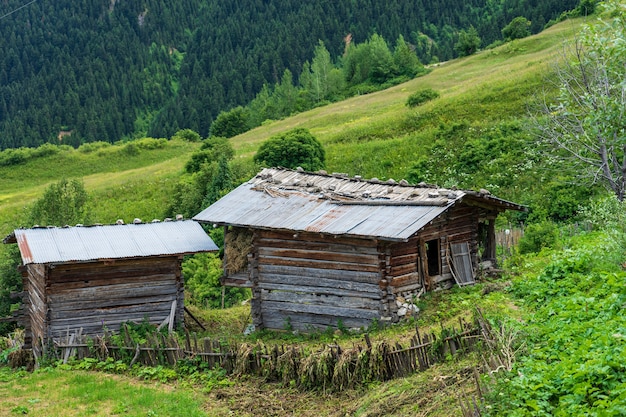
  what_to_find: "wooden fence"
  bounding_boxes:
[50,317,484,391]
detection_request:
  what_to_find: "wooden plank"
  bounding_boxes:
[258,247,379,265]
[260,289,381,310]
[49,281,176,301]
[450,242,475,285]
[257,230,378,248]
[389,281,424,294]
[258,281,381,299]
[259,272,381,293]
[389,263,417,277]
[262,311,373,331]
[50,294,177,314]
[257,237,379,255]
[49,301,173,321]
[262,300,380,320]
[49,260,177,282]
[258,264,380,283]
[258,255,380,273]
[389,253,418,267]
[49,311,170,335]
[49,273,175,292]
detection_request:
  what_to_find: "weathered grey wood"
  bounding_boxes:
[258,237,379,255]
[258,264,380,284]
[262,300,380,320]
[50,300,174,320]
[258,247,380,265]
[258,281,381,299]
[450,242,475,285]
[260,289,381,310]
[49,274,174,292]
[258,255,380,273]
[262,312,371,331]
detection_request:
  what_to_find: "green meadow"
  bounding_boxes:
[5,17,620,417]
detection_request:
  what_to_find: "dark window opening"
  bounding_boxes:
[426,239,440,276]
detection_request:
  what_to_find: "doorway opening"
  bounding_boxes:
[426,239,440,276]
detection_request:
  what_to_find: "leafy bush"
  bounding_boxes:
[0,246,22,335]
[78,141,112,153]
[517,221,558,254]
[502,17,531,41]
[171,128,202,142]
[134,137,168,150]
[254,128,325,171]
[210,106,250,138]
[28,178,90,227]
[406,88,440,107]
[578,194,626,231]
[182,253,250,309]
[184,137,234,174]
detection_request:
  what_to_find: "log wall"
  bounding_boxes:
[41,256,183,340]
[24,264,46,356]
[253,230,383,331]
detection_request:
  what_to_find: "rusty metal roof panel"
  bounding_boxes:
[195,179,452,241]
[194,167,525,241]
[12,220,218,265]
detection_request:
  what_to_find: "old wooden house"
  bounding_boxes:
[194,167,525,331]
[3,220,218,356]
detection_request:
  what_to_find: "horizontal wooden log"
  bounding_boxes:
[50,293,178,314]
[259,272,381,294]
[257,237,379,255]
[262,300,380,320]
[258,281,380,299]
[389,263,418,277]
[258,256,380,273]
[49,258,179,283]
[260,289,380,310]
[49,281,177,303]
[49,300,175,321]
[388,242,419,257]
[389,282,424,294]
[258,264,380,284]
[389,253,418,267]
[50,310,170,332]
[257,230,378,248]
[49,272,177,292]
[262,312,373,331]
[258,247,379,265]
[390,272,420,287]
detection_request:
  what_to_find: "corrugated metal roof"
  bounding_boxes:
[10,220,218,265]
[194,168,525,241]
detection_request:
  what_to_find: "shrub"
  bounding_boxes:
[134,137,167,150]
[517,221,558,254]
[578,194,626,231]
[254,128,325,171]
[406,88,440,107]
[171,128,202,142]
[78,141,111,153]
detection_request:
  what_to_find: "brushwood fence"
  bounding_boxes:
[46,317,488,391]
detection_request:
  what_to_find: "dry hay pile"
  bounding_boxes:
[225,227,253,274]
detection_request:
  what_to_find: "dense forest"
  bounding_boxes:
[0,0,583,148]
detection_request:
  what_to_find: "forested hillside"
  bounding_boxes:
[0,0,582,149]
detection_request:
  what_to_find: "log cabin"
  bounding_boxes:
[3,219,218,357]
[194,167,525,332]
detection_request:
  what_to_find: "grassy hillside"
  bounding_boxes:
[0,18,586,237]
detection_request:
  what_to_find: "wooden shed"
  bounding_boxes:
[3,220,218,357]
[194,168,525,332]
